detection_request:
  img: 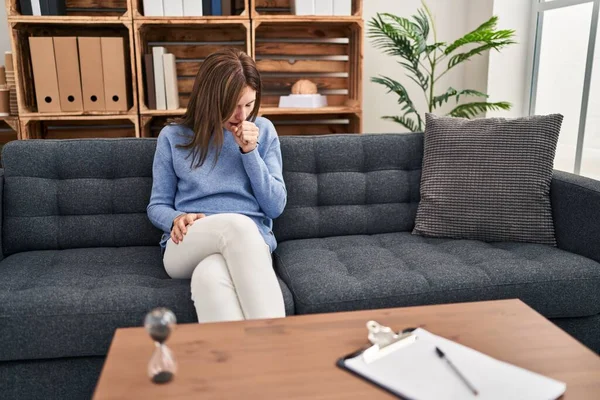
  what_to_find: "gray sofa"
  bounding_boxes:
[1,133,599,399]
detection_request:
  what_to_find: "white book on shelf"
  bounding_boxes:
[163,0,184,16]
[31,0,42,16]
[143,0,164,16]
[163,53,180,110]
[183,0,203,16]
[291,0,315,15]
[152,46,167,110]
[315,0,333,15]
[333,0,352,16]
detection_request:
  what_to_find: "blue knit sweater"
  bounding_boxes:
[147,117,287,252]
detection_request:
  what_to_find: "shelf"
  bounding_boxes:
[252,15,362,24]
[259,106,359,116]
[19,113,137,121]
[141,109,186,116]
[134,17,250,25]
[8,16,128,24]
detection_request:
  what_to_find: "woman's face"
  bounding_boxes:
[225,86,256,132]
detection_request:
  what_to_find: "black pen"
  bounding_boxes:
[435,346,479,396]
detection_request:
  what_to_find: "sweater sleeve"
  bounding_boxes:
[147,133,185,233]
[240,121,287,219]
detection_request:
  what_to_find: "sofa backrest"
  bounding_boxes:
[273,133,423,242]
[1,138,162,255]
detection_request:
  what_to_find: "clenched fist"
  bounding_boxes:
[232,121,259,154]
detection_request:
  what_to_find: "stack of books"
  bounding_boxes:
[19,0,66,15]
[292,0,352,15]
[143,0,234,17]
[143,47,180,111]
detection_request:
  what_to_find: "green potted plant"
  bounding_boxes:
[368,1,517,132]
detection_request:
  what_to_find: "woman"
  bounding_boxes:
[147,48,286,323]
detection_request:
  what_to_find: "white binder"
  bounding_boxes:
[183,0,203,16]
[152,46,167,110]
[143,0,164,16]
[163,0,184,16]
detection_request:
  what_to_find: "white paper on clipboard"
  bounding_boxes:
[341,328,566,400]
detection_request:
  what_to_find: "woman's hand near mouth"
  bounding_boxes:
[231,121,259,153]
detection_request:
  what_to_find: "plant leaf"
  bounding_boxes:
[445,16,514,54]
[447,102,512,118]
[382,116,421,132]
[371,76,421,116]
[432,88,488,108]
[447,39,515,69]
[368,15,418,61]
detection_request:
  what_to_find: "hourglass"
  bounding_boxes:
[144,307,177,384]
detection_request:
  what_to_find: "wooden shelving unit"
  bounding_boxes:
[0,117,20,163]
[5,0,363,139]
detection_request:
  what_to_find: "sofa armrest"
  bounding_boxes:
[551,170,600,263]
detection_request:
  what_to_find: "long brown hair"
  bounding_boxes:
[173,48,261,168]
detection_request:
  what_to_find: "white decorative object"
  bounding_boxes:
[315,0,333,15]
[143,0,164,16]
[333,0,352,16]
[292,0,315,16]
[163,0,184,16]
[183,0,203,16]
[279,94,328,108]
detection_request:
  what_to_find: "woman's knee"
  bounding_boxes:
[219,213,259,237]
[190,254,232,294]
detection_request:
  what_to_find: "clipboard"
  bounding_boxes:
[336,321,567,400]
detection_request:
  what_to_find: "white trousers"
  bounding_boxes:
[163,213,285,323]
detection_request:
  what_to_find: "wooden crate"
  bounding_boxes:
[251,0,362,18]
[253,19,362,114]
[140,115,176,138]
[135,20,252,115]
[132,0,249,19]
[9,21,138,117]
[259,111,361,135]
[19,115,139,139]
[0,117,20,163]
[5,0,132,20]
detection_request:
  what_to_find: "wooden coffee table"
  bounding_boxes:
[93,299,600,399]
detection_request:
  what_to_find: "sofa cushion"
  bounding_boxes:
[273,133,423,242]
[413,113,562,245]
[274,232,600,318]
[1,139,162,255]
[0,247,295,362]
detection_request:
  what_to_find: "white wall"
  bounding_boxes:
[0,6,9,57]
[486,0,532,118]
[464,0,494,99]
